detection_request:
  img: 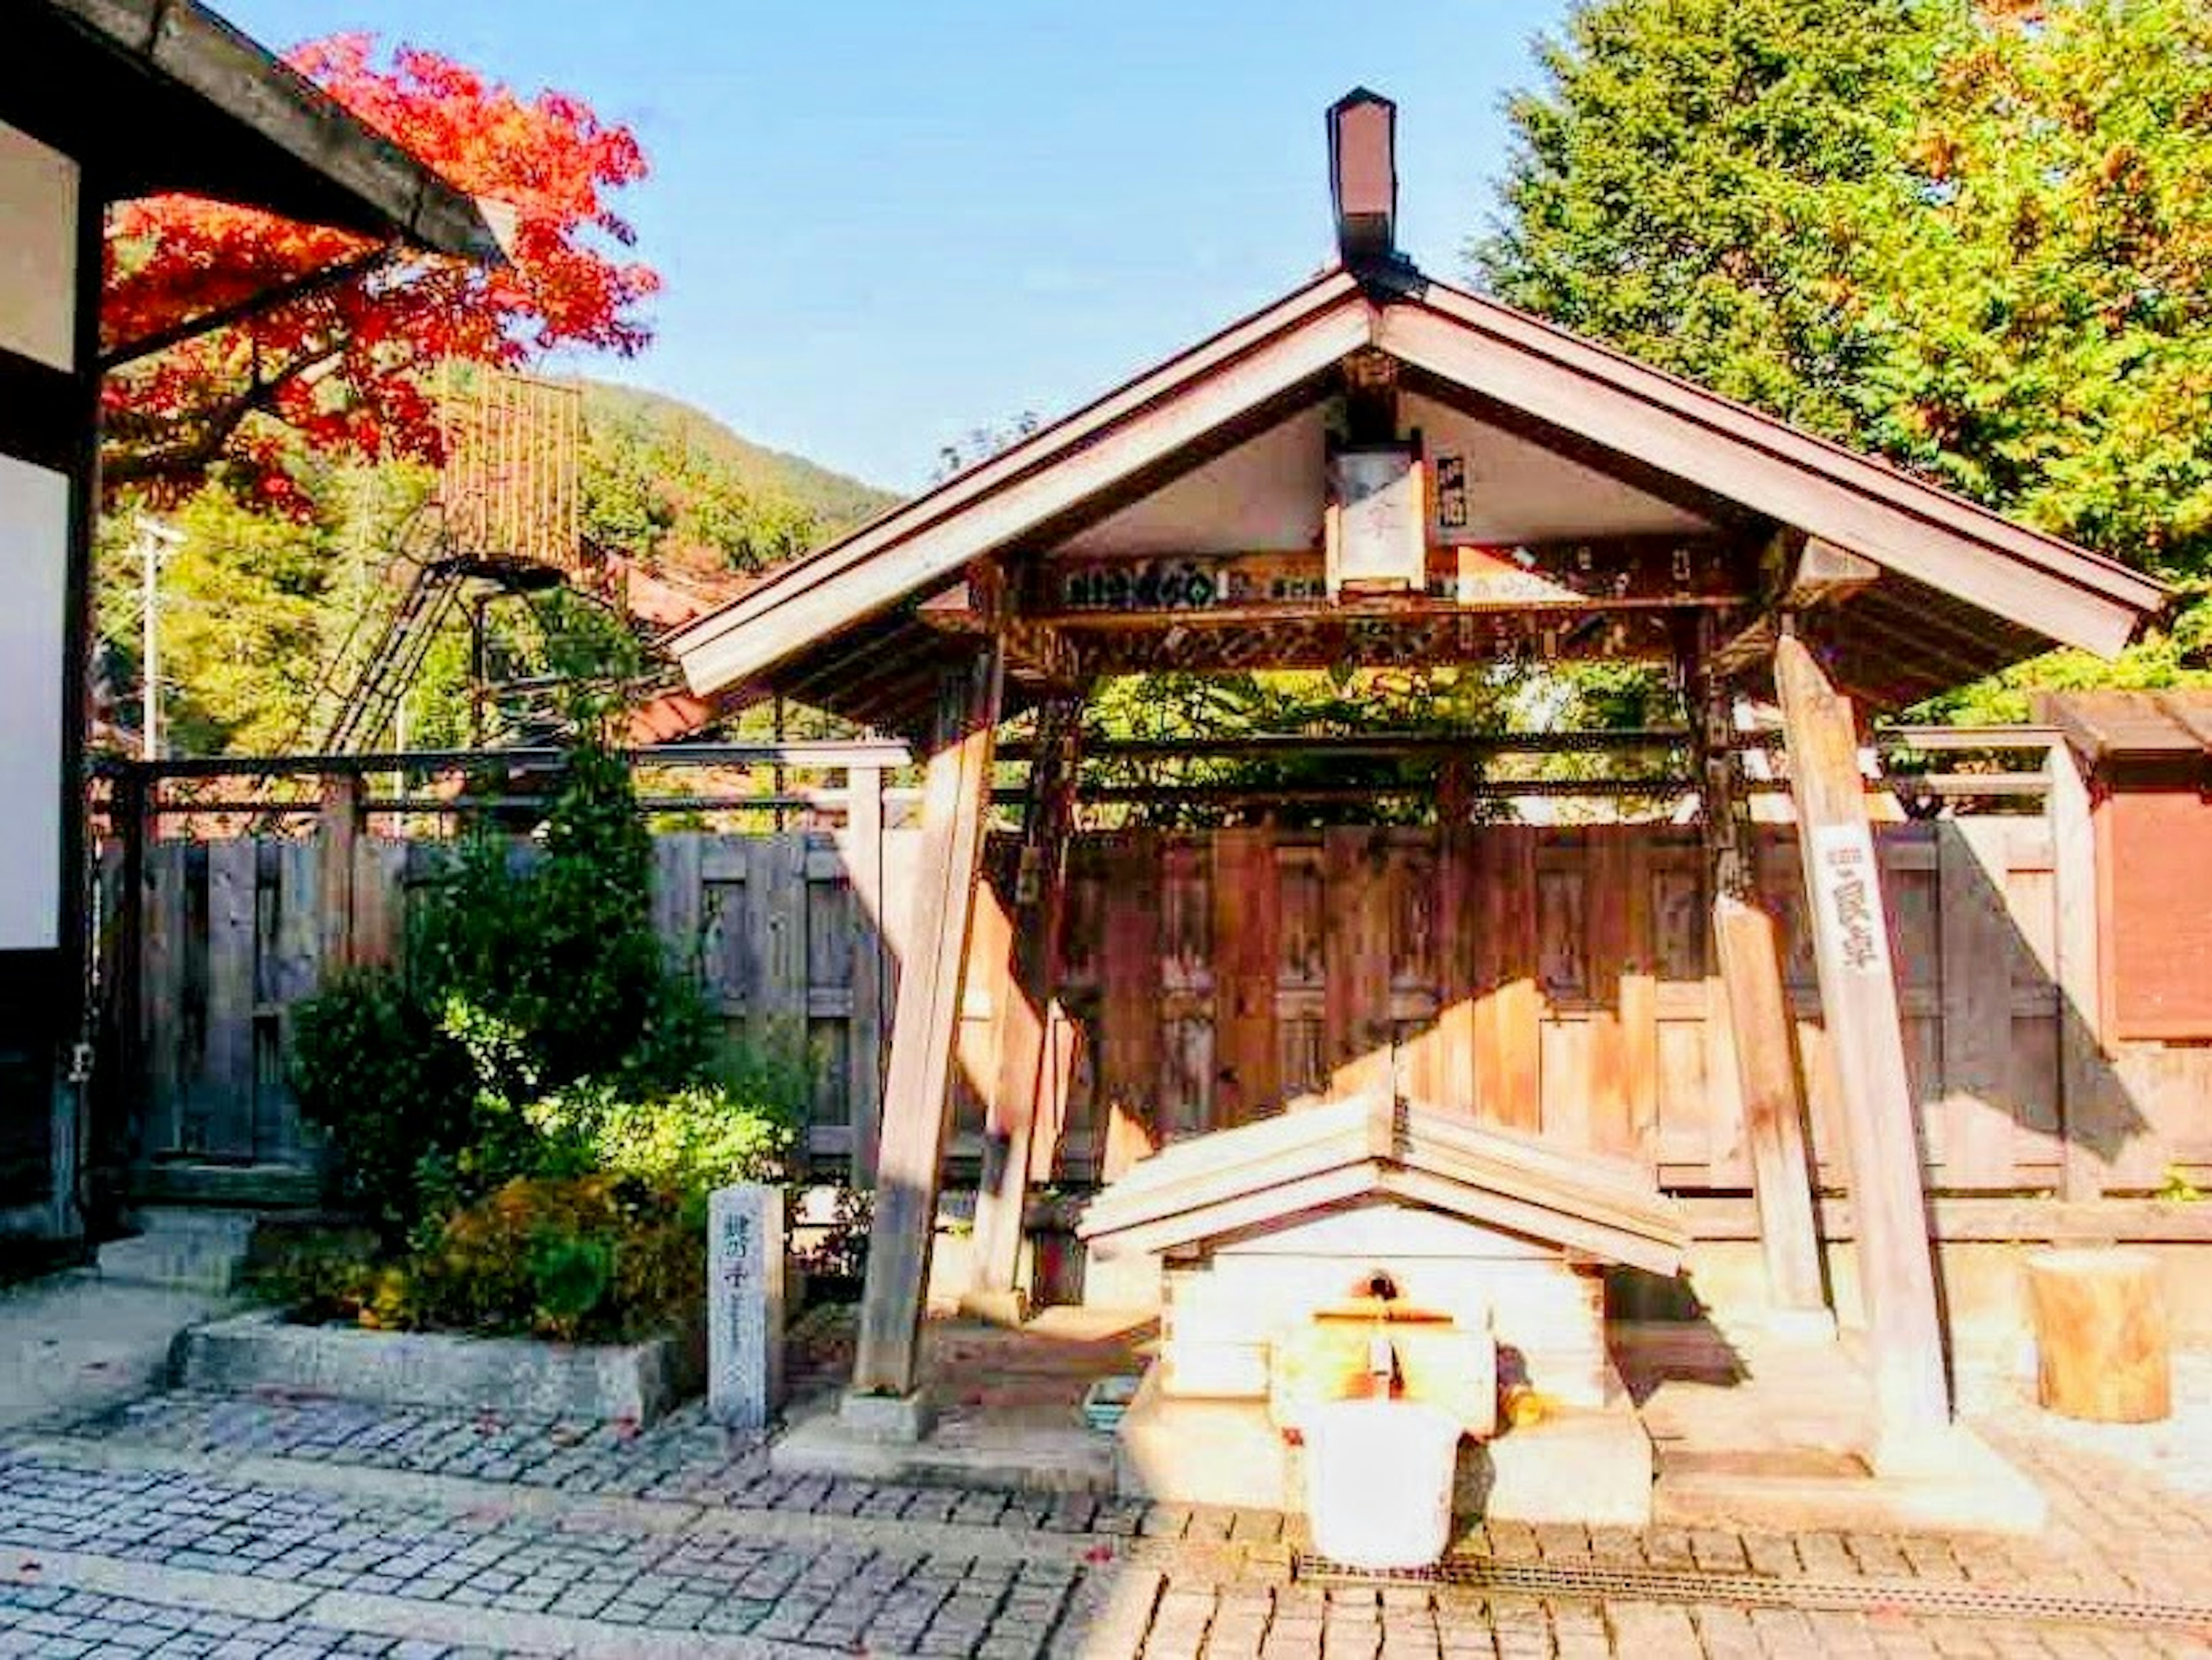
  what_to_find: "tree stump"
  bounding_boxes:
[2025,1248,2171,1423]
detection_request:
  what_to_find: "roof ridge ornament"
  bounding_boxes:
[1327,88,1422,297]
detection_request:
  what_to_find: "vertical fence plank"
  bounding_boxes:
[1388,830,1445,1107]
[1213,828,1278,1127]
[1584,834,1635,1160]
[1940,819,2018,1188]
[352,838,408,970]
[843,766,888,1183]
[267,837,321,1164]
[1157,837,1214,1139]
[142,841,187,1156]
[203,838,259,1158]
[1473,826,1541,1132]
[751,833,809,1069]
[1435,820,1478,1117]
[1099,831,1159,1177]
[316,777,362,974]
[653,832,706,981]
[956,871,1013,1143]
[1325,827,1393,1101]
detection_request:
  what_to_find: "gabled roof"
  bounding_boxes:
[1077,1094,1688,1278]
[666,262,2166,729]
[17,0,501,258]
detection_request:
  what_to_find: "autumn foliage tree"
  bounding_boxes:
[101,36,658,501]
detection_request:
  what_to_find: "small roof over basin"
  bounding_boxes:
[1078,1094,1689,1279]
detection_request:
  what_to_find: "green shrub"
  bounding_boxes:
[287,726,791,1255]
[340,1175,704,1343]
[526,1076,796,1204]
[289,969,474,1243]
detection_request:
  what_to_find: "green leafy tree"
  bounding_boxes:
[1478,0,2212,715]
[1475,0,1934,436]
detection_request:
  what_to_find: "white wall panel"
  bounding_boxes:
[0,118,79,373]
[0,454,67,950]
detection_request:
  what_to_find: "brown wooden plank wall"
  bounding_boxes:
[126,815,2207,1194]
[1040,820,2182,1195]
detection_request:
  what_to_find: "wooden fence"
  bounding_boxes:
[123,807,2211,1199]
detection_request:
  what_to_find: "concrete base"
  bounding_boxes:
[1475,1386,1654,1527]
[97,1208,257,1293]
[1116,1368,1293,1509]
[956,1288,1029,1328]
[837,1388,934,1443]
[1619,1322,2051,1537]
[176,1309,702,1424]
[772,1398,1115,1493]
[1113,1363,1655,1527]
[1657,1420,2047,1536]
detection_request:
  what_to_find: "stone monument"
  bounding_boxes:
[709,1183,785,1430]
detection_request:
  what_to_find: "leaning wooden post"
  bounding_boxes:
[965,693,1084,1322]
[848,643,1004,1417]
[1773,629,1951,1447]
[1683,630,1830,1332]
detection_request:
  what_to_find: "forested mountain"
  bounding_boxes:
[580,380,897,570]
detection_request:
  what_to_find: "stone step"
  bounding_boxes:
[96,1207,258,1292]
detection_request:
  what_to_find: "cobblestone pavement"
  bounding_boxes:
[0,1581,543,1658]
[0,1358,2206,1657]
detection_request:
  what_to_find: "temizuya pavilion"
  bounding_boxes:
[665,93,2166,1491]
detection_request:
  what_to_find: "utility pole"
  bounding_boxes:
[133,516,183,762]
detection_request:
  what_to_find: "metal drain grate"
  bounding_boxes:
[1294,1552,2212,1632]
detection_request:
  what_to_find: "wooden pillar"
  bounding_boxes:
[1684,630,1828,1328]
[1773,630,1950,1442]
[316,774,365,975]
[1714,897,1830,1322]
[850,644,1004,1402]
[966,693,1084,1318]
[844,763,888,1188]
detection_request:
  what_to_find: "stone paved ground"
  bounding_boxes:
[0,1582,542,1658]
[0,1353,2206,1655]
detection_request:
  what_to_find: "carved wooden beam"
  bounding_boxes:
[1027,538,1748,630]
[1077,608,1691,676]
[915,562,1081,694]
[1709,534,1882,678]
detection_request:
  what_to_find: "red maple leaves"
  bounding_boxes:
[101,35,659,499]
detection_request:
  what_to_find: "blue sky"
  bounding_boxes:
[223,2,1572,491]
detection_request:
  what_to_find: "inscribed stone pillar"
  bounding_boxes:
[709,1183,785,1431]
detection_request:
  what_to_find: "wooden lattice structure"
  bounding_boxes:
[438,366,583,571]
